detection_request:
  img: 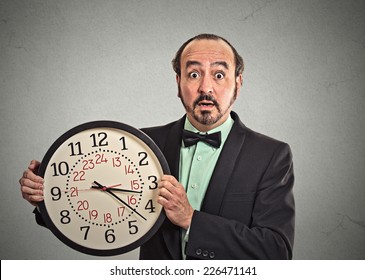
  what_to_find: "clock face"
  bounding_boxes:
[38,121,168,256]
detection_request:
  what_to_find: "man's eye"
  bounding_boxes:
[189,72,200,79]
[215,72,225,79]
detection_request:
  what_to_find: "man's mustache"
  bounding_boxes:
[193,94,219,108]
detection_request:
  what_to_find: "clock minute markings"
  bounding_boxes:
[92,181,146,221]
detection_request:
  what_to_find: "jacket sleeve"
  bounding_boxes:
[33,207,47,227]
[185,143,295,260]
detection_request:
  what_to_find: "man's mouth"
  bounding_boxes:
[194,95,218,110]
[198,101,215,107]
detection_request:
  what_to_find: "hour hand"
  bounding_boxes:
[91,181,106,190]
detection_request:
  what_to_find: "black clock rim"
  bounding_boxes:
[38,120,169,257]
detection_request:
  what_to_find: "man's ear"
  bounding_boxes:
[237,74,243,87]
[235,74,243,97]
[176,74,181,98]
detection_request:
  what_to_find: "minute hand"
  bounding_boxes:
[106,189,146,221]
[92,181,146,221]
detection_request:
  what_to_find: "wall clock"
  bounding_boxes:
[37,121,169,256]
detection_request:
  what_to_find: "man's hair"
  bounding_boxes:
[172,33,244,77]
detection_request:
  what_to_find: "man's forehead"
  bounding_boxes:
[181,39,235,64]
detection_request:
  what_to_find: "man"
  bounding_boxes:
[20,34,295,260]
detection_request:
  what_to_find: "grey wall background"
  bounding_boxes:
[1,0,364,260]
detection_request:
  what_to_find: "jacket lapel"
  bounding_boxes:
[201,112,247,214]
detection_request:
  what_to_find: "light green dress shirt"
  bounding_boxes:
[179,115,234,258]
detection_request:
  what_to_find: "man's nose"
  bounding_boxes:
[198,75,213,94]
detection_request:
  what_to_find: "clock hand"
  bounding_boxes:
[92,181,108,191]
[107,183,143,193]
[92,181,146,221]
[107,188,142,194]
[105,189,147,221]
[106,183,122,188]
[91,185,142,194]
[91,182,142,194]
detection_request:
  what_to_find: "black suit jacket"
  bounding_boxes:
[140,111,295,260]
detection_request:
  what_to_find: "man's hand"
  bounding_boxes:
[157,175,193,230]
[19,160,44,206]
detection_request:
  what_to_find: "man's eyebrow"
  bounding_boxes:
[212,61,229,69]
[185,60,202,68]
[185,60,229,69]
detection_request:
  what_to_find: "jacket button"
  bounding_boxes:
[209,252,215,259]
[203,250,208,257]
[195,249,202,256]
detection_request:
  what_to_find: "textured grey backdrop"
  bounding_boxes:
[1,0,364,260]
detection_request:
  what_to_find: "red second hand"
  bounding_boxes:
[106,184,122,189]
[65,183,123,193]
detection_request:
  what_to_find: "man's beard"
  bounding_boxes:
[178,85,238,126]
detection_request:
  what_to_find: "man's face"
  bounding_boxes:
[177,39,242,132]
